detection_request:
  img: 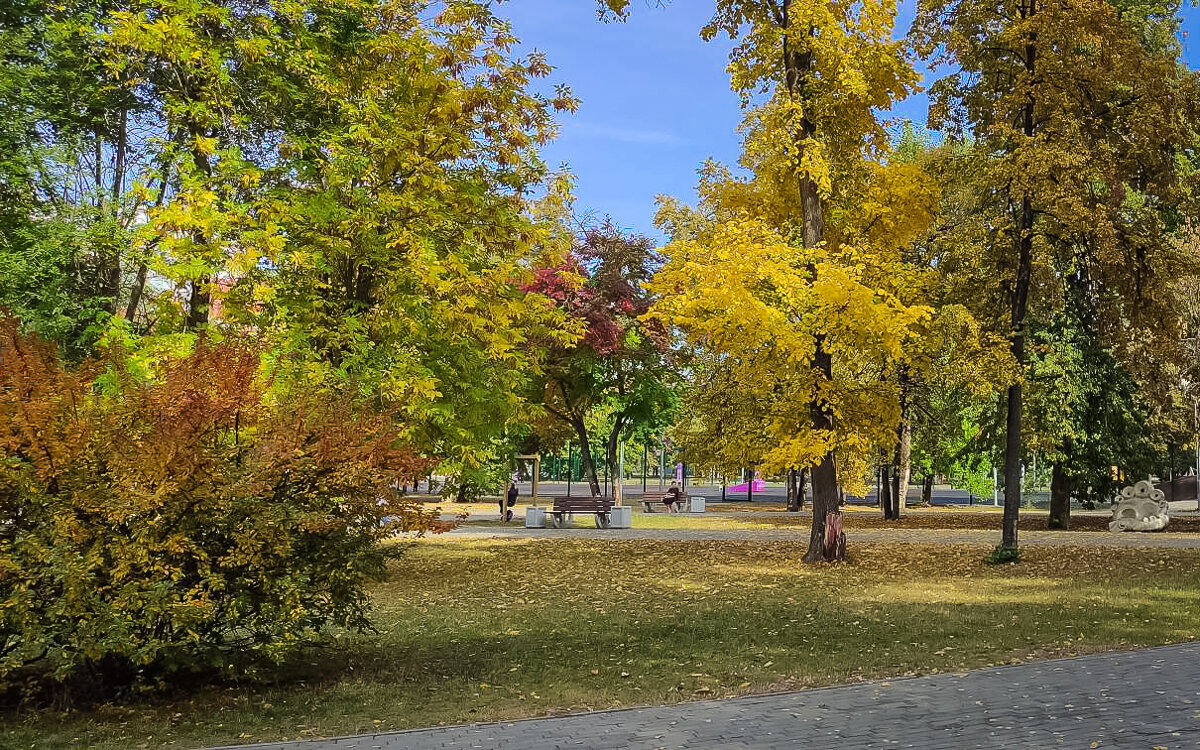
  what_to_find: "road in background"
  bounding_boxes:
[508,480,1060,509]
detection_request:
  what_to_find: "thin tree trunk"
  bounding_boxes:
[880,457,893,519]
[922,473,934,506]
[125,176,169,324]
[104,108,128,315]
[797,467,808,510]
[786,468,797,511]
[1002,0,1037,552]
[571,417,602,497]
[125,264,148,323]
[605,418,625,504]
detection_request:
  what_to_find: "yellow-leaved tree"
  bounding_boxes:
[646,0,937,561]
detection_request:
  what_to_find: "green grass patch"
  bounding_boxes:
[6,539,1200,749]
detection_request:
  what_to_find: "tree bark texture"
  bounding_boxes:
[897,421,911,514]
[605,418,626,504]
[781,0,840,562]
[1002,0,1037,551]
[572,417,602,497]
[186,277,210,330]
[1048,459,1072,530]
[922,473,934,506]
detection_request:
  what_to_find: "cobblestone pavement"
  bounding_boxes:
[212,642,1200,749]
[439,524,1200,549]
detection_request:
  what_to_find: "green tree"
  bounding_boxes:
[527,222,679,499]
[913,0,1200,554]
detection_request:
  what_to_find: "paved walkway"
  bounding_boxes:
[213,642,1200,749]
[441,524,1200,549]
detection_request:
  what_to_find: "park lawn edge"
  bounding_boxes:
[3,538,1198,749]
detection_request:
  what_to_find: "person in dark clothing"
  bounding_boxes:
[664,482,683,513]
[503,482,519,522]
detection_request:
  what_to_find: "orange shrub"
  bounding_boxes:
[0,318,443,701]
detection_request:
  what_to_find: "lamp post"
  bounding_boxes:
[1183,377,1199,509]
[1193,397,1199,507]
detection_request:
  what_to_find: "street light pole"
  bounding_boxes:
[1193,397,1199,508]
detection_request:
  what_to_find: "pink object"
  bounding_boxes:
[728,480,766,493]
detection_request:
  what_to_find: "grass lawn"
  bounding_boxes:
[6,538,1200,749]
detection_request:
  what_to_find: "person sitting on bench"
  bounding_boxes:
[664,482,684,512]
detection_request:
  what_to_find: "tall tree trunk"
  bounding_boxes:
[185,124,215,331]
[797,467,808,510]
[922,473,934,506]
[104,108,128,315]
[786,467,797,511]
[571,417,602,497]
[1002,0,1037,553]
[1048,441,1072,529]
[781,3,840,561]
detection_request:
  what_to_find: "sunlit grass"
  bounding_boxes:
[7,540,1200,749]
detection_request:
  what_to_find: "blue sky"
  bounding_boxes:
[503,1,1200,239]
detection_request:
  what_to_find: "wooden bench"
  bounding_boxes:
[547,496,615,529]
[639,492,687,513]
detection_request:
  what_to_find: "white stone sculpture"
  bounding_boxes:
[1109,480,1170,532]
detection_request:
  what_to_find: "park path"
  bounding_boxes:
[439,523,1200,549]
[210,641,1200,749]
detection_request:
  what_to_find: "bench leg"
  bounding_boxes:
[596,512,611,529]
[546,513,560,529]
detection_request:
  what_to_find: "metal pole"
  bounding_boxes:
[747,467,753,503]
[567,441,572,498]
[618,441,625,505]
[1031,451,1037,507]
[1194,398,1199,507]
[642,443,648,493]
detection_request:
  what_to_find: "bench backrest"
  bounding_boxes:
[552,496,614,512]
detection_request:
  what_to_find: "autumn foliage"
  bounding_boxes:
[0,318,443,700]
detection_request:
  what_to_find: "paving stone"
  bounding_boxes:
[206,642,1200,750]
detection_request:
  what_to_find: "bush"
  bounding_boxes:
[0,319,444,702]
